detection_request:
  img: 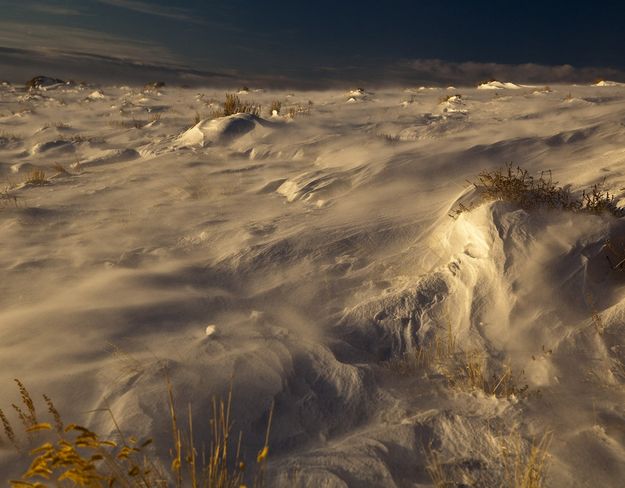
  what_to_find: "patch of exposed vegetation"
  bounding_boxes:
[23,169,48,186]
[1,186,19,208]
[385,322,530,399]
[51,163,70,176]
[108,118,149,129]
[450,165,625,219]
[286,101,313,119]
[143,81,165,93]
[2,378,273,488]
[212,93,261,118]
[426,431,551,488]
[269,100,282,115]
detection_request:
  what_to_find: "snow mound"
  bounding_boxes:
[594,80,625,87]
[346,88,371,103]
[87,90,105,100]
[438,94,467,115]
[75,148,140,168]
[176,113,262,148]
[31,140,75,154]
[477,80,522,90]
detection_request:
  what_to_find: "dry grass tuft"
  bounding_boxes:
[425,445,455,488]
[24,170,48,186]
[379,133,401,143]
[386,322,529,398]
[216,93,260,117]
[425,431,551,488]
[147,113,162,124]
[1,186,19,208]
[109,118,148,129]
[502,432,552,488]
[3,379,273,488]
[269,100,282,115]
[52,163,70,175]
[285,102,313,119]
[451,164,624,219]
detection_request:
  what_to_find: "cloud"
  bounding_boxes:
[397,59,599,85]
[24,3,83,16]
[93,0,210,25]
[0,45,236,86]
[0,20,177,64]
[306,59,625,88]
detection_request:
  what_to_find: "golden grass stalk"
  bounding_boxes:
[425,444,452,488]
[502,432,552,488]
[5,378,272,488]
[221,93,260,117]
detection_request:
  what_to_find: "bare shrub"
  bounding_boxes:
[452,165,624,218]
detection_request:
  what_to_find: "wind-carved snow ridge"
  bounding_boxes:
[322,199,625,485]
[339,199,617,358]
[276,165,370,207]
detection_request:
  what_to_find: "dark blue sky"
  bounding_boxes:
[2,0,625,85]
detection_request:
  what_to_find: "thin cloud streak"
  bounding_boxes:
[0,20,177,64]
[93,0,212,26]
[25,3,83,16]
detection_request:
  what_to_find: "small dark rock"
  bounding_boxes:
[26,76,66,90]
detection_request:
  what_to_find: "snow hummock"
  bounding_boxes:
[477,80,523,90]
[176,113,261,147]
[594,80,625,87]
[438,94,467,114]
[87,89,105,100]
